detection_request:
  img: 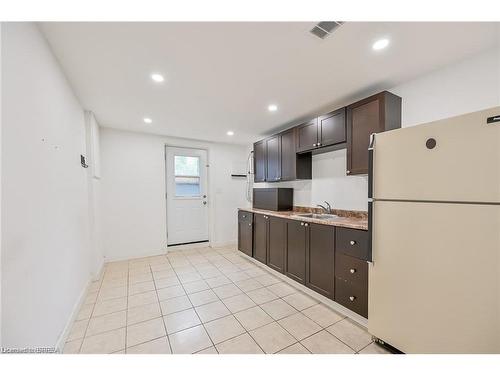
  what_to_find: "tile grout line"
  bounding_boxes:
[149,259,173,354]
[171,257,220,354]
[74,247,367,354]
[123,264,130,353]
[75,268,107,353]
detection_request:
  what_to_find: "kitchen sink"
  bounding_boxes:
[293,213,339,220]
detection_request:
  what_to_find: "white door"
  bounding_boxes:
[166,146,209,246]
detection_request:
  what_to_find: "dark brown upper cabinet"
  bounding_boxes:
[318,108,346,147]
[280,128,312,181]
[253,140,267,182]
[297,108,346,153]
[253,129,311,183]
[305,223,335,299]
[266,135,281,182]
[296,118,318,153]
[346,91,401,175]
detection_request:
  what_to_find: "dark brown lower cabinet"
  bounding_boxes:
[267,216,286,273]
[237,211,253,257]
[285,220,307,284]
[305,223,335,299]
[334,252,368,318]
[253,213,268,264]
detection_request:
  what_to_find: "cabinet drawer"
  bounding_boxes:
[334,278,368,318]
[335,227,369,260]
[335,252,368,288]
[238,210,253,223]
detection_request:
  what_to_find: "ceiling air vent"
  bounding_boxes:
[310,21,344,40]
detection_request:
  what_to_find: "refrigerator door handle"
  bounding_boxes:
[368,133,376,200]
[367,200,373,262]
[367,133,375,262]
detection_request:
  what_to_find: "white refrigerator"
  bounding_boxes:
[367,107,500,354]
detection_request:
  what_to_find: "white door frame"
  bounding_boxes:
[164,144,211,247]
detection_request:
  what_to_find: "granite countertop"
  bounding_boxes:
[239,206,368,231]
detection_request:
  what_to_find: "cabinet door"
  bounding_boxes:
[267,216,286,273]
[285,220,307,284]
[319,108,346,147]
[266,135,281,182]
[238,211,253,257]
[280,128,296,181]
[306,223,335,299]
[253,140,267,182]
[347,92,401,175]
[253,214,268,264]
[296,119,318,153]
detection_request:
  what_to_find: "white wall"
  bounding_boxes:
[255,47,500,211]
[1,23,100,348]
[99,128,249,261]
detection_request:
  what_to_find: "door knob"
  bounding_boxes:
[203,201,207,205]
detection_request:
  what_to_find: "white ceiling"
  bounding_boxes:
[39,22,499,144]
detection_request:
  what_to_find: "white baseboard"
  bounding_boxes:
[240,252,369,328]
[55,261,105,353]
[103,249,168,263]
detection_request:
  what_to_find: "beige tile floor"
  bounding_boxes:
[63,245,391,354]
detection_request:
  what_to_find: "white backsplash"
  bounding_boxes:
[254,148,369,211]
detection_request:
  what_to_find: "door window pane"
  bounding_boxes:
[174,155,201,197]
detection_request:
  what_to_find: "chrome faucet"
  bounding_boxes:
[317,201,332,214]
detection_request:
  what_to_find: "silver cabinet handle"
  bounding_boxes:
[313,143,317,147]
[346,170,350,174]
[317,142,321,146]
[300,222,304,226]
[350,240,356,245]
[350,268,356,274]
[248,223,252,226]
[242,215,246,218]
[349,296,356,302]
[304,223,309,227]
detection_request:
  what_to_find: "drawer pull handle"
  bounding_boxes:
[304,223,309,227]
[350,240,356,245]
[242,215,246,218]
[300,222,304,226]
[349,268,356,274]
[248,223,252,226]
[349,296,356,302]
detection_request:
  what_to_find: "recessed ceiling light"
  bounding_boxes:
[150,73,164,83]
[372,38,390,51]
[226,131,234,136]
[268,104,278,112]
[143,117,152,124]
